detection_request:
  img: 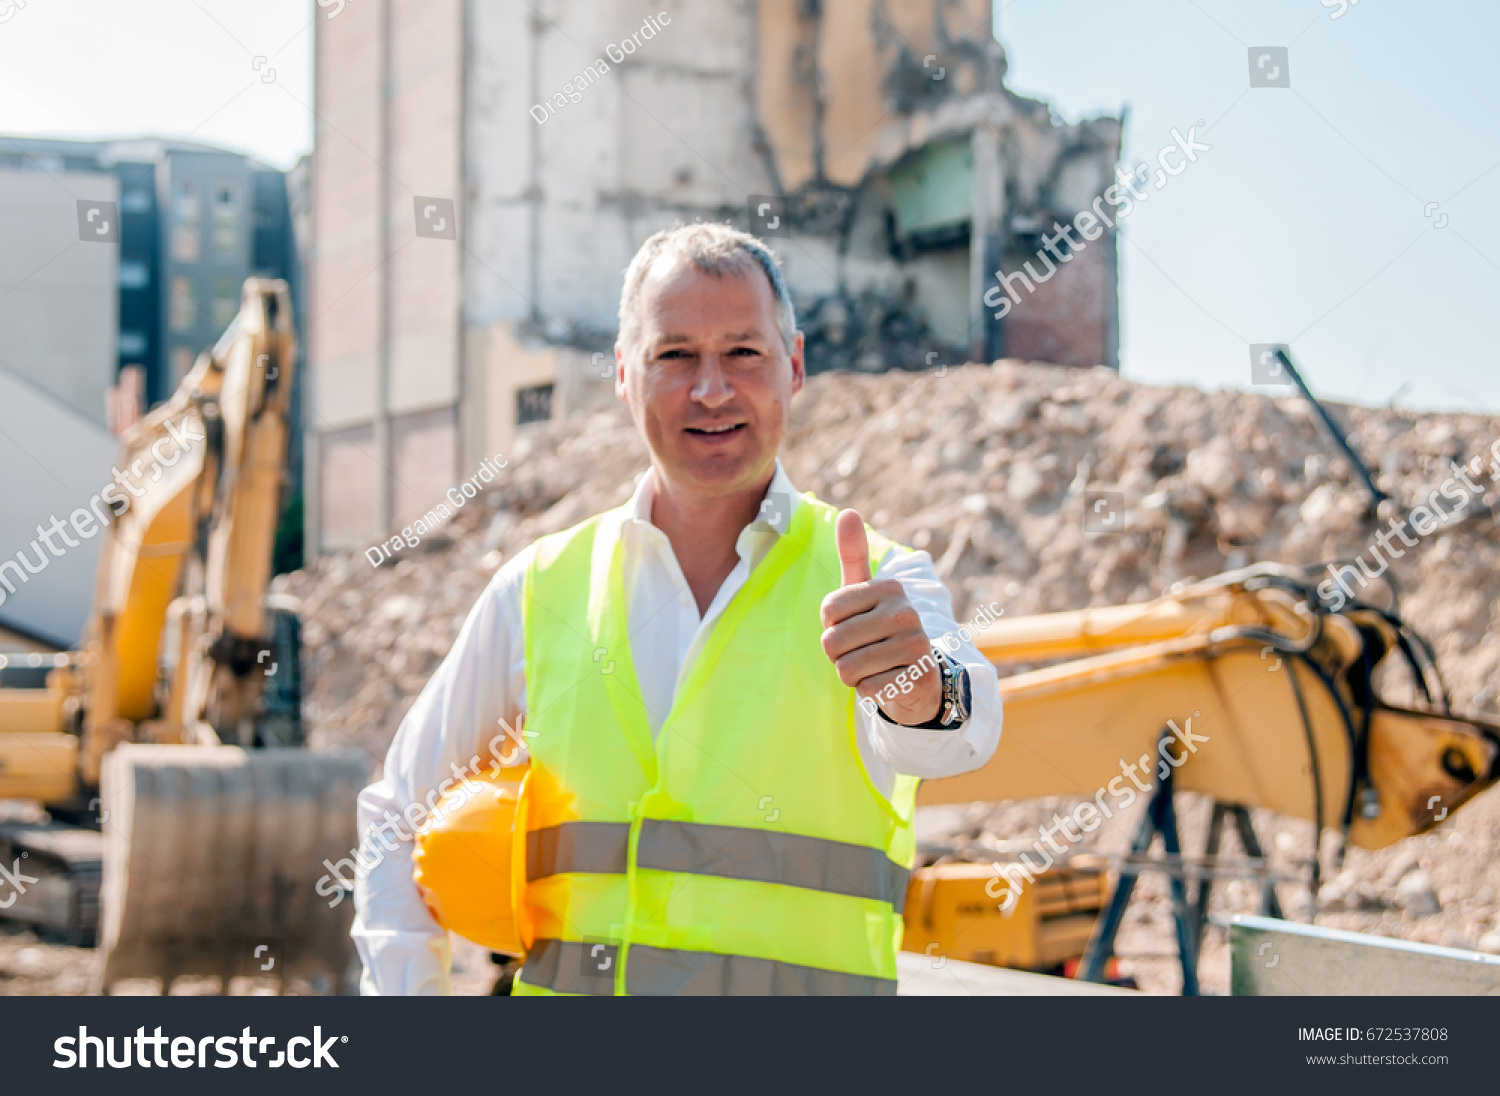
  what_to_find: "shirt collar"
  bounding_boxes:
[624,460,802,539]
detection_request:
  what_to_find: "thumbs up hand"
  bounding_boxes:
[819,509,942,726]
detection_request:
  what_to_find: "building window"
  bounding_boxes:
[173,181,199,222]
[517,383,554,425]
[213,181,237,259]
[172,181,200,262]
[172,225,200,263]
[119,260,149,290]
[212,279,237,328]
[118,331,148,357]
[170,276,196,332]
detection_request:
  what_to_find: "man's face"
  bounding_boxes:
[617,257,804,498]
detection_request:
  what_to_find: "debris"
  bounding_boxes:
[272,358,1500,993]
[1394,870,1442,918]
[1378,849,1422,891]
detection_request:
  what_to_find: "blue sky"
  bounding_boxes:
[1,0,1495,412]
[997,0,1500,412]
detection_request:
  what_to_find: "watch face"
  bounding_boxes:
[943,659,970,724]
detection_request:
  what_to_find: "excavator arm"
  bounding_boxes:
[920,565,1500,850]
[900,566,1500,986]
[84,278,297,745]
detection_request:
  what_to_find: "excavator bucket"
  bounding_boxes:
[96,744,368,994]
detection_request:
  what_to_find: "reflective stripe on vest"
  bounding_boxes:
[523,938,898,997]
[527,819,911,908]
[525,821,629,881]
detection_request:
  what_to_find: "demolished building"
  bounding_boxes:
[308,0,1121,553]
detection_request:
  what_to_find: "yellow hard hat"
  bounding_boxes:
[412,764,532,956]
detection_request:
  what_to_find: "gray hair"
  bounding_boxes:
[616,222,798,353]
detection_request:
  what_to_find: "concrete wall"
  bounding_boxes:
[459,0,760,469]
[463,0,757,333]
[310,0,463,552]
[0,169,118,427]
[306,0,1120,554]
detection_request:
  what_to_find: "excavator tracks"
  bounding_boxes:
[0,820,102,946]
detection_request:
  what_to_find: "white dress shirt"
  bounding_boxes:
[352,461,1002,994]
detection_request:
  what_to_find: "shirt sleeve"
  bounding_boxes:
[351,546,532,995]
[856,544,1003,783]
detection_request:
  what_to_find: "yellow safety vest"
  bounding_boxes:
[513,493,919,995]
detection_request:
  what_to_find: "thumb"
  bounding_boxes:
[835,509,871,587]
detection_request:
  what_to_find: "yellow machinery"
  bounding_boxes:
[910,564,1500,990]
[0,280,365,993]
[900,857,1109,973]
[415,563,1500,993]
[922,563,1496,845]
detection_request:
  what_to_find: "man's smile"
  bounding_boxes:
[684,421,747,441]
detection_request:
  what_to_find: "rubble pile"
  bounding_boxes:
[278,359,1500,993]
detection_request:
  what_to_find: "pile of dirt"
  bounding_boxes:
[276,359,1500,994]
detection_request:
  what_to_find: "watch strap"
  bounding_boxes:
[895,648,970,730]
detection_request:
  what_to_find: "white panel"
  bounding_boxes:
[0,169,118,428]
[390,325,459,413]
[0,371,120,646]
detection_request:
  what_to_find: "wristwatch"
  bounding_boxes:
[912,648,971,729]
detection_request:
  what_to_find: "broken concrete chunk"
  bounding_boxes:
[1394,870,1441,917]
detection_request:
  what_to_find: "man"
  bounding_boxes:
[353,223,1002,995]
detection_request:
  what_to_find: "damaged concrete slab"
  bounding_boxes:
[754,0,1121,372]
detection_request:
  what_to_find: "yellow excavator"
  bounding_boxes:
[0,279,365,993]
[908,564,1500,991]
[414,560,1500,994]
